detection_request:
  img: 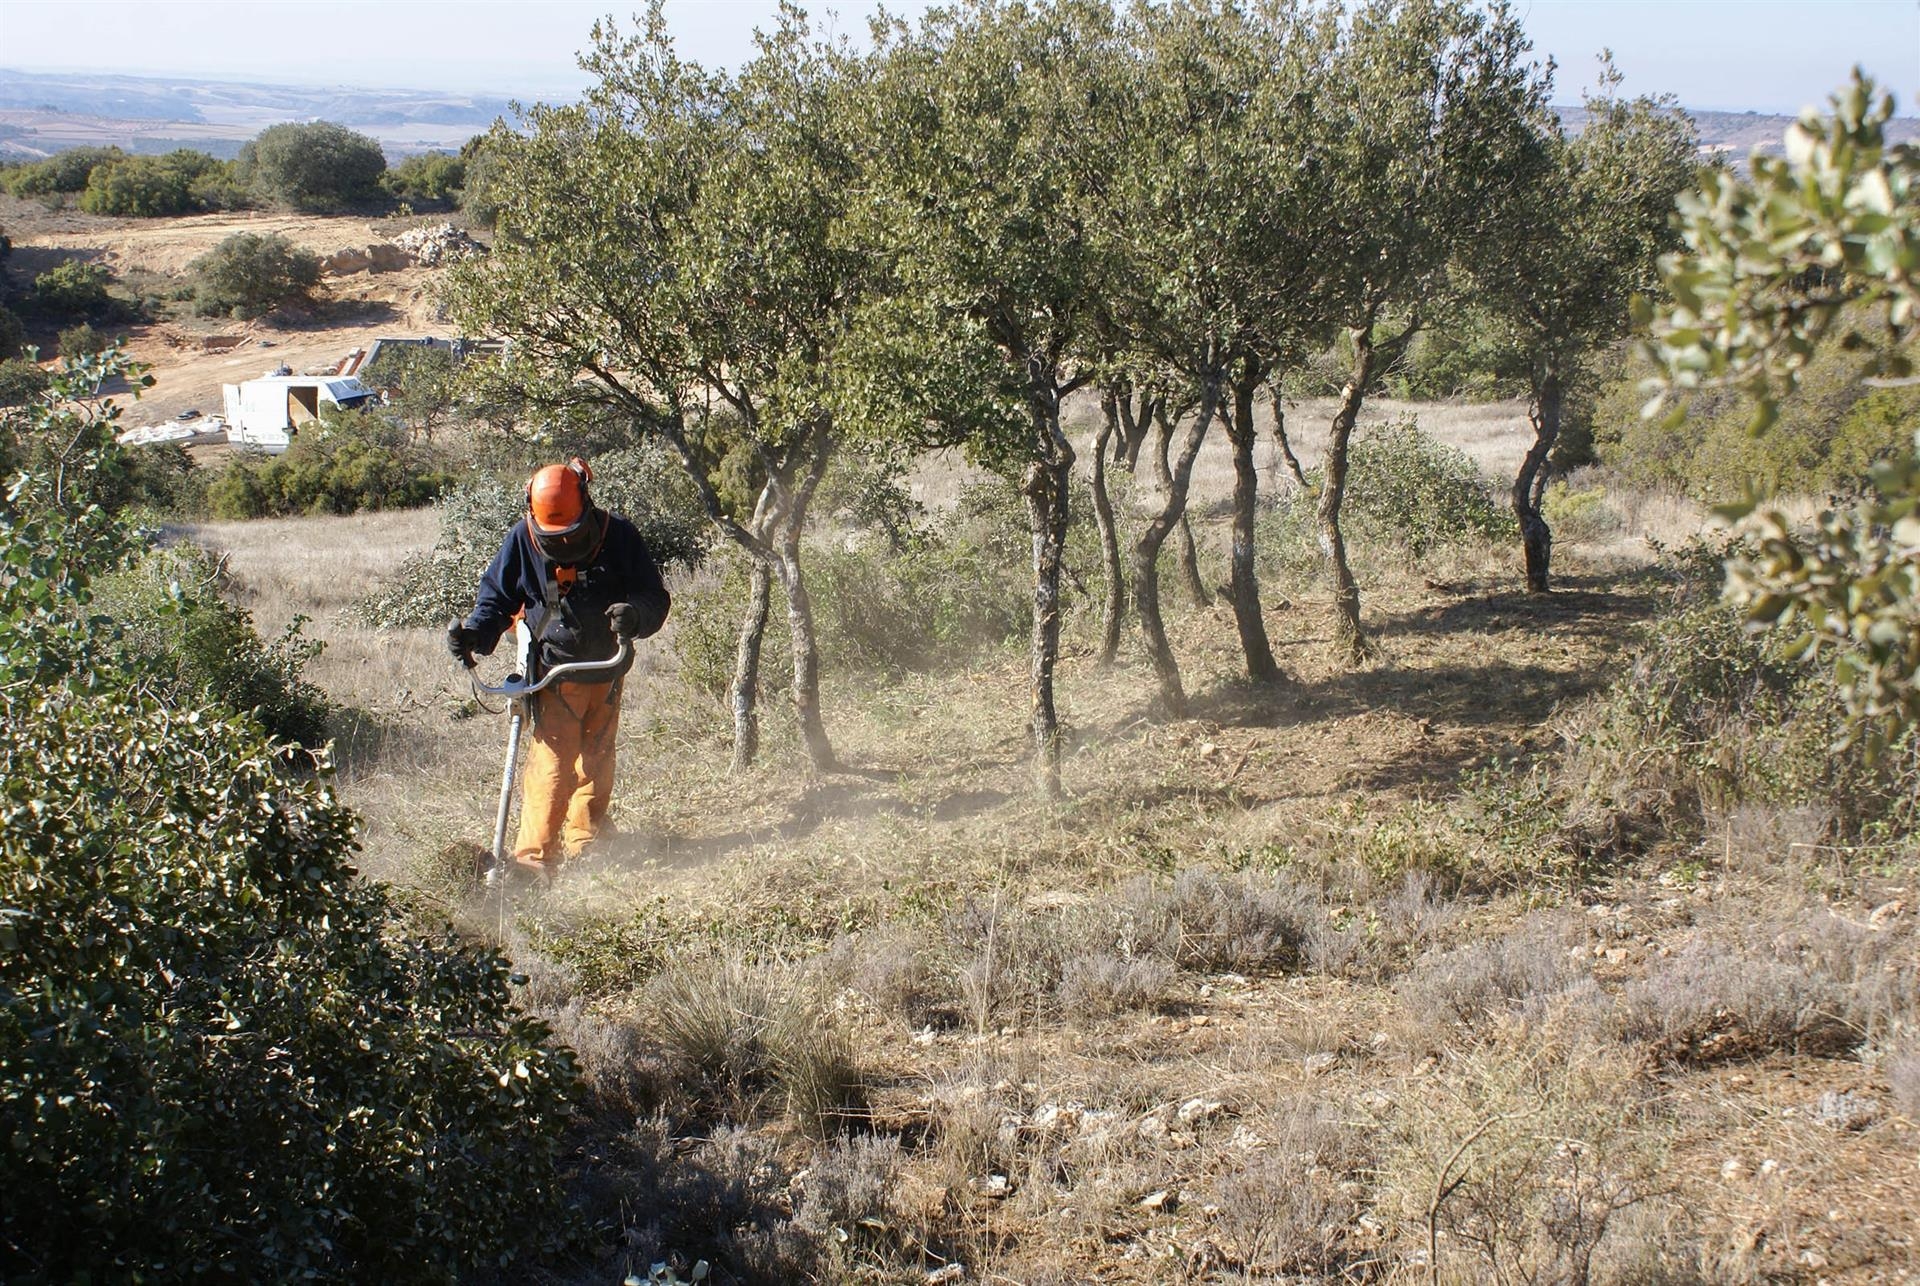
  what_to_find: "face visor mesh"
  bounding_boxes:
[532,508,602,564]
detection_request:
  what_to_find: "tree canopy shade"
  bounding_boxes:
[1643,73,1920,753]
[448,3,857,772]
[1473,70,1695,592]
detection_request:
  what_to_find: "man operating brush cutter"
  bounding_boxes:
[448,457,671,885]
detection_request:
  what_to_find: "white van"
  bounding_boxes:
[220,375,378,453]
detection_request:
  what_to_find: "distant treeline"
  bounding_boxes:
[0,122,491,217]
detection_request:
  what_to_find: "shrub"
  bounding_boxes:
[1388,306,1532,400]
[1562,600,1919,838]
[1617,941,1855,1063]
[207,411,453,518]
[0,145,123,196]
[647,956,864,1136]
[77,150,224,217]
[0,350,578,1281]
[188,231,322,319]
[237,120,387,209]
[1593,305,1920,500]
[383,151,466,205]
[353,441,708,629]
[1260,417,1513,577]
[92,544,333,746]
[56,322,108,357]
[1539,478,1622,544]
[31,260,112,318]
[0,303,24,361]
[1397,914,1586,1028]
[0,356,49,407]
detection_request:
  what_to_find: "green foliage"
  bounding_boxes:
[1719,440,1920,756]
[1262,418,1512,574]
[1387,306,1533,400]
[56,321,108,357]
[382,151,466,204]
[0,306,25,363]
[236,120,387,209]
[31,259,112,319]
[0,357,50,408]
[353,441,708,630]
[1,348,578,1281]
[77,149,226,216]
[207,411,453,518]
[1,145,124,196]
[1568,600,1917,836]
[361,343,461,438]
[92,544,333,746]
[187,230,322,319]
[673,491,1028,695]
[1593,313,1920,499]
[1644,74,1920,749]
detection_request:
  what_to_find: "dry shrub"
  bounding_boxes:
[1306,870,1462,981]
[941,870,1318,1029]
[1620,903,1916,1064]
[1115,869,1318,972]
[1373,1021,1671,1285]
[647,956,865,1136]
[575,1118,816,1285]
[1209,1095,1369,1277]
[1618,941,1851,1063]
[1055,952,1176,1017]
[788,1135,938,1280]
[1889,1037,1920,1118]
[1398,912,1589,1030]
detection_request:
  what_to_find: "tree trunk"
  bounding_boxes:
[1093,392,1125,664]
[1320,326,1375,666]
[1514,370,1562,594]
[729,558,772,774]
[1132,384,1219,715]
[1270,383,1309,489]
[1149,400,1211,609]
[1023,410,1075,798]
[774,440,835,771]
[1225,372,1282,683]
[1176,515,1208,607]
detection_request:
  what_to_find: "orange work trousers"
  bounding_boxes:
[512,679,622,870]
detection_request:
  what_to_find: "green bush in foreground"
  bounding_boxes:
[1,349,578,1282]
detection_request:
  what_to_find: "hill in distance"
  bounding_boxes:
[2,66,1915,163]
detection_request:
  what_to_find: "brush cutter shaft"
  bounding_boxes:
[491,710,525,868]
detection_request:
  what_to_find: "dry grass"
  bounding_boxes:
[179,421,1919,1284]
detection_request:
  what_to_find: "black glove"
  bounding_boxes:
[446,621,481,666]
[606,602,642,639]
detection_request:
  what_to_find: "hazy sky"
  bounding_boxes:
[1,0,1915,114]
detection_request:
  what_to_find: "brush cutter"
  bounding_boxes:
[456,621,633,888]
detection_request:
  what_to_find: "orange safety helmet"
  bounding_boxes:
[527,457,592,533]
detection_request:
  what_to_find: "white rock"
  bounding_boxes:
[1178,1098,1226,1124]
[1139,1189,1174,1210]
[926,1264,966,1284]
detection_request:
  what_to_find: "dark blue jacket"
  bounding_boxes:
[463,512,670,677]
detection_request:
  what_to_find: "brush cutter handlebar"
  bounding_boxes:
[459,633,632,699]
